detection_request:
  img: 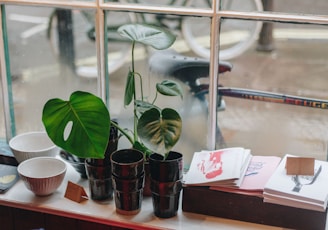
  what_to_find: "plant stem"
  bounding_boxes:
[151,91,158,105]
[135,72,143,101]
[110,120,134,146]
[131,41,138,143]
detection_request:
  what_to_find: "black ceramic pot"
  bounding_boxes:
[149,151,183,218]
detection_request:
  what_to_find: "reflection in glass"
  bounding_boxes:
[182,17,262,60]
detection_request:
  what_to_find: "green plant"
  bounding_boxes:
[116,23,183,159]
[42,23,183,160]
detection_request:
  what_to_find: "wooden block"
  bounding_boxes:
[182,186,327,230]
[64,181,88,203]
[286,157,315,175]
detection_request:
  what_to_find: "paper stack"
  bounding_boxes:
[263,154,328,212]
[210,155,281,197]
[184,147,252,187]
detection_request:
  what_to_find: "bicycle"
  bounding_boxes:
[47,7,135,78]
[148,49,328,148]
[47,0,263,78]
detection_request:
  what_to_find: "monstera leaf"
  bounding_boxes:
[121,24,177,107]
[42,91,110,159]
[137,108,182,156]
[117,23,176,50]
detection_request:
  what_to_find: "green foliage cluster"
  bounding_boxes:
[42,24,183,160]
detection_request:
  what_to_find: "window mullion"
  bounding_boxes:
[0,5,15,140]
[208,1,220,150]
[95,3,106,102]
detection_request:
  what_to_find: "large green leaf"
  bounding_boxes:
[137,108,182,156]
[156,80,183,99]
[42,91,110,159]
[117,24,176,50]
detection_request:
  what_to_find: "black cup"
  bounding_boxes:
[111,148,145,214]
[111,149,144,179]
[85,162,113,200]
[149,151,183,218]
[113,189,143,215]
[112,173,145,192]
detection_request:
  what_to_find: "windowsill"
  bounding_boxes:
[0,160,281,230]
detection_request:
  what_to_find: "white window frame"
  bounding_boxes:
[0,0,328,149]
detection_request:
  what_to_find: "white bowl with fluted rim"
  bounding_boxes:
[17,157,67,196]
[9,131,58,163]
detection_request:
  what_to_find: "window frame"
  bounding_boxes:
[0,0,328,149]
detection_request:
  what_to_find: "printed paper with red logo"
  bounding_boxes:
[184,147,251,186]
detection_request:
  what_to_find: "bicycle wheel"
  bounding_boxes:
[182,0,263,60]
[48,9,134,78]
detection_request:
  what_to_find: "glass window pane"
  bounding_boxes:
[270,0,327,14]
[110,0,206,8]
[220,0,263,12]
[105,10,134,77]
[1,0,327,164]
[6,5,97,134]
[217,20,328,160]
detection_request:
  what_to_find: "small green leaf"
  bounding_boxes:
[118,24,176,50]
[156,80,183,99]
[124,70,135,106]
[137,108,182,156]
[42,91,110,159]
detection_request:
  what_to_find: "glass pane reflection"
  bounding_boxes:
[217,21,328,160]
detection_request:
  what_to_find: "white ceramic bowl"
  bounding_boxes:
[9,131,58,163]
[17,157,67,196]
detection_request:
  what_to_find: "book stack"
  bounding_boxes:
[184,147,252,187]
[182,150,328,229]
[185,148,328,213]
[263,154,328,212]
